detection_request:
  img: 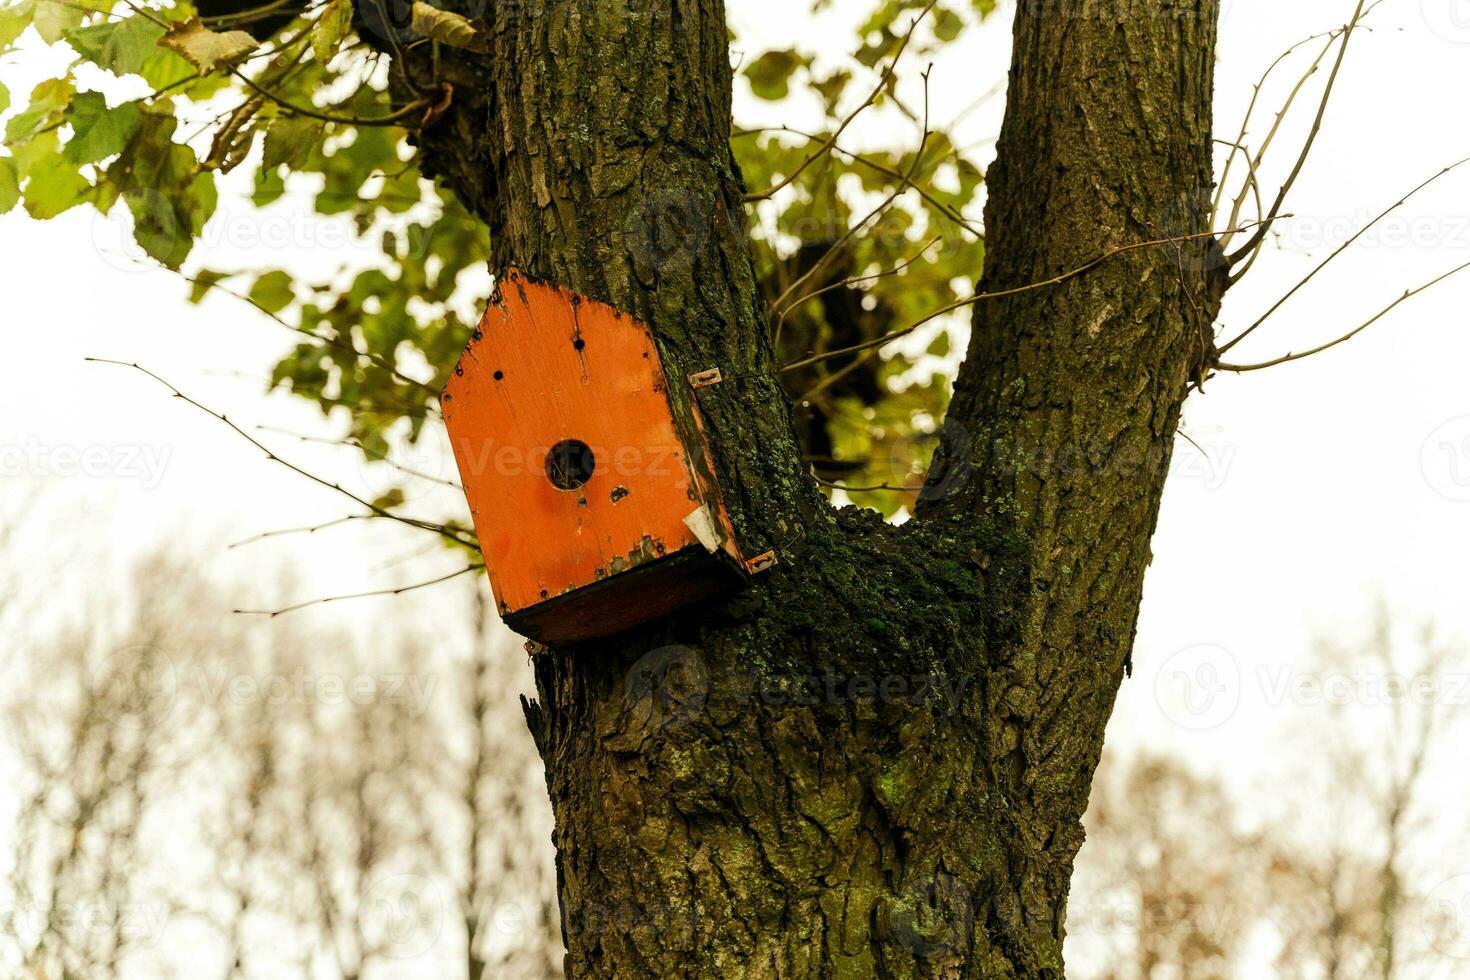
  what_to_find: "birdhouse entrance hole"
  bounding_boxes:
[546,439,595,491]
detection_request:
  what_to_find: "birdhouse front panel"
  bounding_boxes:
[441,269,747,644]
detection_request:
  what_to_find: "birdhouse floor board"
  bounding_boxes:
[505,545,745,646]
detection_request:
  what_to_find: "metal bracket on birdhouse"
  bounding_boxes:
[744,551,778,575]
[688,368,723,390]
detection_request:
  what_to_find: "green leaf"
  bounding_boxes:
[63,90,141,164]
[0,0,36,47]
[0,79,9,115]
[249,270,294,313]
[252,164,285,206]
[312,0,352,62]
[4,76,73,145]
[926,330,951,358]
[32,0,82,44]
[0,158,18,213]
[933,7,963,42]
[23,163,89,217]
[157,16,256,73]
[67,16,164,75]
[262,114,322,170]
[188,268,229,303]
[743,49,805,101]
[370,487,405,511]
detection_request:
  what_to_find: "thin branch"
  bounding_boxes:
[815,476,923,493]
[771,67,935,341]
[1211,27,1339,225]
[85,359,478,550]
[1220,29,1343,254]
[737,125,982,237]
[228,514,373,549]
[180,273,439,402]
[794,347,877,405]
[742,0,937,203]
[778,220,1276,374]
[777,236,941,343]
[257,424,463,489]
[228,66,433,127]
[1226,0,1370,265]
[1219,155,1470,356]
[234,563,484,616]
[1216,259,1470,373]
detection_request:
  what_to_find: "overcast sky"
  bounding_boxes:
[3,0,1469,807]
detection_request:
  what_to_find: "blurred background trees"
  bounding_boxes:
[0,519,561,979]
[2,501,1465,978]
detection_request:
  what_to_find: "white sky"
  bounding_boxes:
[3,0,1470,967]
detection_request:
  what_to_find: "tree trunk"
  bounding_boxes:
[411,0,1225,975]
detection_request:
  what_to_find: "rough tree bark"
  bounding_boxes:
[408,0,1227,975]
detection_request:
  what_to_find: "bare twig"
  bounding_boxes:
[234,563,484,616]
[257,424,463,489]
[1216,259,1470,373]
[1211,27,1339,226]
[1219,156,1470,356]
[228,514,374,549]
[771,67,935,342]
[1226,0,1371,265]
[815,476,923,493]
[779,220,1276,374]
[85,359,478,550]
[742,0,937,203]
[736,125,982,237]
[180,273,439,404]
[1217,28,1343,249]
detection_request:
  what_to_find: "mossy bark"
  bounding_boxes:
[409,0,1225,975]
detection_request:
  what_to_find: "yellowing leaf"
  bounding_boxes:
[0,1,36,47]
[23,164,89,217]
[410,1,486,52]
[312,0,352,63]
[32,0,81,44]
[4,75,73,145]
[0,158,18,213]
[157,17,256,74]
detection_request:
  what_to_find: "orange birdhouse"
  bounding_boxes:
[441,269,767,645]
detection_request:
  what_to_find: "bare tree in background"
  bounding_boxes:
[2,551,220,978]
[1,540,560,979]
[1266,607,1465,979]
[1068,752,1260,980]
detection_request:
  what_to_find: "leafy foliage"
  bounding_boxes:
[0,0,996,524]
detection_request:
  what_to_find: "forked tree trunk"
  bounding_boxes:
[412,0,1225,975]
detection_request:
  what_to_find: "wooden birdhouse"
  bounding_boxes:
[441,269,772,645]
